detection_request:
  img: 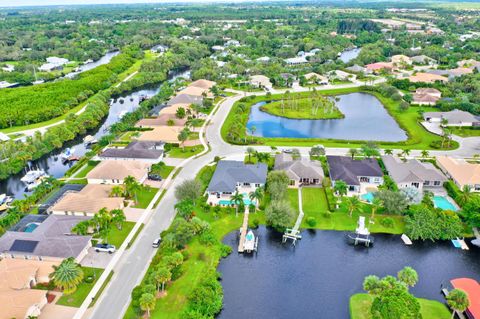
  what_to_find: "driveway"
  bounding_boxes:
[80,248,115,269]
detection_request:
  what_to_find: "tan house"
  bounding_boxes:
[86,160,150,185]
[391,54,412,66]
[304,72,328,85]
[249,75,272,88]
[415,88,441,98]
[136,126,183,143]
[436,156,480,192]
[274,153,324,188]
[408,72,448,83]
[49,184,124,216]
[412,88,442,106]
[159,103,191,116]
[189,79,216,90]
[0,259,58,319]
[136,114,188,128]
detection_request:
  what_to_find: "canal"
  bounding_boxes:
[339,47,361,63]
[0,69,190,199]
[218,227,480,319]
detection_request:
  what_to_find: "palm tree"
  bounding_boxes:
[384,149,393,155]
[446,289,469,319]
[139,293,156,318]
[348,148,358,160]
[110,185,124,198]
[457,185,472,206]
[154,267,171,292]
[178,128,190,151]
[421,150,429,158]
[246,147,255,163]
[402,148,411,158]
[49,257,84,295]
[370,197,382,222]
[333,180,348,197]
[71,220,89,235]
[124,176,141,203]
[346,195,362,217]
[397,266,418,288]
[230,191,244,217]
[249,188,264,208]
[111,209,126,230]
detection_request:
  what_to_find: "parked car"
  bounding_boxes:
[95,243,116,254]
[152,237,162,248]
[148,172,163,181]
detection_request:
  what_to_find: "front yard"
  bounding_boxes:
[133,186,159,209]
[56,267,104,307]
[167,145,203,158]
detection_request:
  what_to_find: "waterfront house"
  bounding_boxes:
[136,126,183,143]
[408,72,448,83]
[365,62,394,74]
[423,109,479,127]
[166,93,203,107]
[346,64,366,74]
[449,278,480,319]
[391,55,412,66]
[0,258,59,319]
[178,85,213,98]
[436,156,480,192]
[49,184,124,216]
[412,88,442,106]
[249,75,272,88]
[382,155,446,191]
[99,141,164,162]
[326,156,383,194]
[189,79,216,90]
[274,153,324,188]
[0,214,92,262]
[137,114,188,128]
[86,160,150,185]
[206,161,267,206]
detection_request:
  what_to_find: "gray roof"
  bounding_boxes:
[207,160,267,193]
[346,64,365,73]
[0,215,91,259]
[382,155,447,184]
[327,156,383,186]
[100,141,164,160]
[274,153,324,181]
[166,94,203,106]
[423,109,479,124]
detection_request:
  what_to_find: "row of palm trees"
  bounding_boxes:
[348,146,431,160]
[110,175,143,204]
[72,208,126,241]
[229,187,264,216]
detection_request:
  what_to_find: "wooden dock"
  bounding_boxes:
[283,187,304,245]
[238,207,250,253]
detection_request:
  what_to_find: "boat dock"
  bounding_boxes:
[283,187,304,245]
[238,207,257,253]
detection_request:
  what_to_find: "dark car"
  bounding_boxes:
[148,173,163,181]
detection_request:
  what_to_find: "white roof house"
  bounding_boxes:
[249,75,272,88]
[423,109,480,126]
[285,56,308,65]
[256,56,271,63]
[46,57,69,66]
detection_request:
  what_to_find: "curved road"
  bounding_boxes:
[87,84,479,319]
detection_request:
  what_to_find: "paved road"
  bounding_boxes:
[89,83,479,319]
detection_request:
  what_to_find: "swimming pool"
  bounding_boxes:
[23,223,39,233]
[361,192,375,203]
[219,193,254,206]
[433,196,458,211]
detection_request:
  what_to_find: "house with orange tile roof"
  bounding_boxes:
[365,62,394,74]
[408,72,448,83]
[86,160,150,185]
[450,278,480,319]
[436,156,480,192]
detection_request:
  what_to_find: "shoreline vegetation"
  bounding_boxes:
[259,95,344,120]
[221,86,458,150]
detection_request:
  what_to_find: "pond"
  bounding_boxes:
[217,227,480,319]
[0,69,190,199]
[246,92,408,142]
[339,47,361,63]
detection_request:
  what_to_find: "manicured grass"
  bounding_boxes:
[119,131,140,142]
[221,87,454,150]
[450,127,480,137]
[133,187,159,209]
[56,267,104,307]
[89,270,114,307]
[150,164,175,179]
[260,97,344,120]
[107,221,136,247]
[243,154,275,168]
[75,161,100,178]
[167,145,203,158]
[300,187,330,228]
[350,294,450,319]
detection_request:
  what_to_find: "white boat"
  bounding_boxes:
[118,110,128,119]
[83,135,98,145]
[21,169,48,191]
[244,230,256,252]
[0,194,13,205]
[60,147,75,161]
[401,234,413,245]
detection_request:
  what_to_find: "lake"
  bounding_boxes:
[339,47,361,63]
[246,92,408,141]
[218,227,480,319]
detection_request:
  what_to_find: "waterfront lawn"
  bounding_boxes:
[350,294,450,319]
[56,267,104,308]
[75,161,100,178]
[133,186,159,209]
[167,145,203,158]
[107,221,135,247]
[260,98,344,120]
[221,87,453,150]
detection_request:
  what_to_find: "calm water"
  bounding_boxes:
[64,51,120,79]
[0,69,190,199]
[339,47,361,63]
[218,227,480,319]
[246,93,408,142]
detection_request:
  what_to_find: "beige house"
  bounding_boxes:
[136,114,188,128]
[49,184,124,216]
[86,160,150,185]
[136,126,183,143]
[189,79,216,90]
[159,103,191,116]
[391,54,412,66]
[274,153,324,188]
[249,75,272,88]
[0,259,58,319]
[436,156,480,192]
[408,72,448,83]
[304,72,328,85]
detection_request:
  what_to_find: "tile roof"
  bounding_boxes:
[166,94,203,106]
[136,114,188,127]
[136,126,183,143]
[437,156,480,186]
[86,160,150,181]
[408,72,448,83]
[327,156,383,186]
[274,153,324,181]
[100,141,164,160]
[207,161,267,193]
[382,155,446,184]
[189,79,216,90]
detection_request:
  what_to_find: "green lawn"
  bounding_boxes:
[350,294,450,319]
[107,221,136,247]
[150,164,175,179]
[450,127,480,137]
[221,87,455,150]
[167,145,203,158]
[133,187,159,209]
[56,267,104,307]
[75,161,100,178]
[260,97,344,120]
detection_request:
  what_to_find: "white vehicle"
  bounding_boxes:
[21,169,48,191]
[152,237,162,248]
[95,243,116,254]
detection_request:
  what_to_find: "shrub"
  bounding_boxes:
[251,218,260,229]
[220,244,232,258]
[306,216,317,227]
[380,217,394,228]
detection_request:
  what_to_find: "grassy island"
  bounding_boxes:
[260,95,344,120]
